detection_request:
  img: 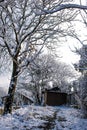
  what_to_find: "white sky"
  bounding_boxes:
[59,43,80,64]
[0,74,10,89]
[75,0,86,5]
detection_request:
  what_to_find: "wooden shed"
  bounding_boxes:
[14,89,34,106]
[43,87,67,106]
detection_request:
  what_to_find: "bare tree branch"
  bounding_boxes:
[35,4,87,15]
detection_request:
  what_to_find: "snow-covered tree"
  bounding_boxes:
[17,54,56,104]
[18,54,75,105]
[0,0,87,114]
[74,44,87,117]
[53,61,76,91]
[79,45,87,116]
[0,0,79,114]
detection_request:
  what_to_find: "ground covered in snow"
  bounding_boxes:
[0,105,87,130]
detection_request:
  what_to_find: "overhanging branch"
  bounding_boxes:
[35,4,87,15]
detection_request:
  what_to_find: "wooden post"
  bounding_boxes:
[44,90,47,106]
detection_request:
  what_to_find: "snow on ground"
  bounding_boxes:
[0,105,87,130]
[54,106,87,130]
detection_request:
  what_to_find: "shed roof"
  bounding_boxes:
[16,89,34,102]
[43,87,68,95]
[45,87,61,92]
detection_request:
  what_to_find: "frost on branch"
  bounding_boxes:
[33,0,87,15]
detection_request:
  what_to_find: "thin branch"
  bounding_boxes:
[0,0,4,2]
[21,15,44,43]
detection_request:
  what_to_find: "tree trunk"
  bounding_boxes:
[82,104,87,118]
[3,59,18,114]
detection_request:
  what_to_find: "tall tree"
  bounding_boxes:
[74,44,87,117]
[72,7,87,117]
[0,0,76,114]
[0,0,86,114]
[78,45,87,117]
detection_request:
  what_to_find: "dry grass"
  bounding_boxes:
[0,106,21,115]
[0,108,4,115]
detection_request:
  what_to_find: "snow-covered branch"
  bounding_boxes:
[35,4,87,15]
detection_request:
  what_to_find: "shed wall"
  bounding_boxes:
[46,92,67,106]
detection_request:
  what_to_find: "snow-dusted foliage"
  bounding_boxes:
[74,45,87,118]
[18,54,76,105]
[0,0,76,113]
[0,0,85,114]
[78,45,87,73]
